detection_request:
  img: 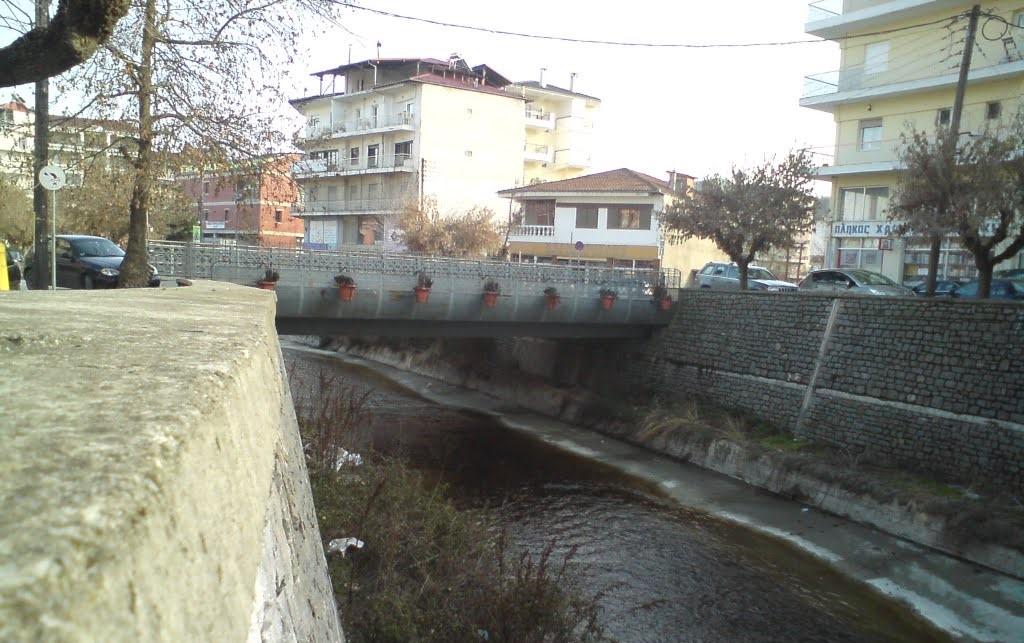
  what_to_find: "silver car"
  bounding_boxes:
[799,269,913,296]
[694,262,798,291]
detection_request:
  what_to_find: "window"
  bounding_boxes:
[465,150,473,157]
[349,146,360,166]
[837,238,882,271]
[1016,10,1024,27]
[466,108,473,116]
[223,209,229,221]
[274,210,282,224]
[859,119,882,151]
[903,239,976,281]
[370,105,378,126]
[310,149,339,168]
[839,186,889,221]
[937,108,951,127]
[0,108,12,124]
[203,210,209,221]
[346,184,358,201]
[864,41,890,75]
[987,101,1002,120]
[394,141,412,160]
[607,205,653,230]
[575,206,598,229]
[367,144,379,168]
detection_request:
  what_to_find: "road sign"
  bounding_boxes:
[574,240,584,252]
[39,165,66,191]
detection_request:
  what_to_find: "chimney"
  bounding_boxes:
[539,67,547,88]
[667,170,677,192]
[569,72,577,92]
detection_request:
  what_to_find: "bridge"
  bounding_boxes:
[148,241,680,338]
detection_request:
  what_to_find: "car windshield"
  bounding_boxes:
[847,270,896,286]
[748,267,776,281]
[71,238,124,258]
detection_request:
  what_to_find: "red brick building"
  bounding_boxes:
[182,156,303,248]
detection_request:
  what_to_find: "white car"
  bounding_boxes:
[694,262,798,291]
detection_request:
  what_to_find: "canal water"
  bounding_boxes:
[285,349,950,643]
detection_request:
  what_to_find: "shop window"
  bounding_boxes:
[837,238,882,271]
[903,239,977,282]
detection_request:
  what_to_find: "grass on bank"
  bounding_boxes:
[291,365,613,643]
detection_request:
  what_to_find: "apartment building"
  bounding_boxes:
[499,168,726,272]
[802,0,1024,284]
[289,56,599,250]
[181,156,303,248]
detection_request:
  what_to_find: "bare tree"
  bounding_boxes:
[399,197,503,257]
[662,150,817,289]
[0,175,33,247]
[61,0,333,285]
[892,119,1024,298]
[0,0,130,86]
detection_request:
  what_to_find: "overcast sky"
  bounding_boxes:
[290,0,841,181]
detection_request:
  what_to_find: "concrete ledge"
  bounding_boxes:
[0,283,341,641]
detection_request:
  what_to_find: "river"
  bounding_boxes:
[285,347,954,643]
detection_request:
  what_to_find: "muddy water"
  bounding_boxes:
[286,350,951,643]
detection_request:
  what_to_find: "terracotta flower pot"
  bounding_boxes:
[482,291,499,308]
[600,294,615,310]
[256,280,277,291]
[659,296,672,311]
[337,283,356,301]
[414,286,431,303]
[544,294,560,310]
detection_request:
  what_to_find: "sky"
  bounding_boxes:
[286,0,841,182]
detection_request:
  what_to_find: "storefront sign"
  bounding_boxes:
[205,221,226,230]
[832,220,904,237]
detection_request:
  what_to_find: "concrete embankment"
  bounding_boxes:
[285,341,1024,643]
[0,284,342,642]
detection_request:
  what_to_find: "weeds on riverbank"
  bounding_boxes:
[289,364,612,643]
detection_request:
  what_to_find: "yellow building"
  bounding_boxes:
[290,56,600,249]
[802,0,1024,283]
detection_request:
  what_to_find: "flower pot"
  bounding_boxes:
[337,283,356,302]
[600,294,616,310]
[658,296,672,311]
[482,291,499,308]
[256,280,277,291]
[544,294,560,310]
[414,286,431,303]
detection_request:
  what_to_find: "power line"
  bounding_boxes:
[333,2,967,49]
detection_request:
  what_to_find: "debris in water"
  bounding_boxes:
[327,537,365,557]
[335,449,363,469]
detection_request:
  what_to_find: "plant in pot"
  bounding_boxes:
[652,284,672,311]
[334,274,356,302]
[598,287,617,310]
[257,268,279,290]
[414,271,433,303]
[543,286,560,310]
[482,279,500,308]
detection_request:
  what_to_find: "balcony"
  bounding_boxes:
[293,154,417,178]
[296,198,406,216]
[524,143,553,163]
[801,54,1024,111]
[806,0,965,40]
[524,108,555,130]
[554,150,592,169]
[301,112,415,141]
[510,225,555,239]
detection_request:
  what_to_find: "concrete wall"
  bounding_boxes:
[597,290,1024,493]
[0,284,342,642]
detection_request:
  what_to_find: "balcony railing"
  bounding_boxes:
[297,198,406,215]
[524,108,555,128]
[807,0,842,22]
[293,154,416,177]
[302,112,414,139]
[524,143,553,162]
[511,225,555,238]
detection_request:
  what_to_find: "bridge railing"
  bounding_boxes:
[148,241,683,289]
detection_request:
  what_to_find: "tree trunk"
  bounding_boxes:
[925,233,941,296]
[976,255,993,299]
[737,258,749,291]
[119,0,156,288]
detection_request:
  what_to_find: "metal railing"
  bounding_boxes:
[147,240,683,289]
[303,112,414,139]
[525,108,554,124]
[297,198,405,214]
[807,0,842,22]
[511,225,555,237]
[293,154,416,176]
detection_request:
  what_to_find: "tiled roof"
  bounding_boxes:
[498,168,676,196]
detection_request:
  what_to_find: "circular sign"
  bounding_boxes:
[574,240,584,252]
[39,165,66,191]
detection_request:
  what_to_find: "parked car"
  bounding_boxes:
[4,241,22,289]
[23,235,160,288]
[993,268,1024,280]
[952,278,1024,300]
[799,269,914,296]
[694,262,798,291]
[911,279,964,297]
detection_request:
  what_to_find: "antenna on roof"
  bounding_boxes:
[539,67,547,88]
[376,41,382,60]
[569,72,576,92]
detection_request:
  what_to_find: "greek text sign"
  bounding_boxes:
[832,221,904,237]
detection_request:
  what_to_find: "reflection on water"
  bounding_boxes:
[287,351,949,643]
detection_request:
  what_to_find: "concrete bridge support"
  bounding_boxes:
[0,284,342,642]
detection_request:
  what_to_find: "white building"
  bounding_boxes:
[289,56,600,250]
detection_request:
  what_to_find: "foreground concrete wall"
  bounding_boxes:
[0,284,342,642]
[580,290,1024,493]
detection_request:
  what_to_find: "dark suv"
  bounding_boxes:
[24,235,160,288]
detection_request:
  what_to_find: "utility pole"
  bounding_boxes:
[925,4,980,296]
[31,0,50,290]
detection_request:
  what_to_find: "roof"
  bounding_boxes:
[514,80,600,102]
[498,168,677,196]
[289,91,346,106]
[408,73,519,99]
[312,57,449,78]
